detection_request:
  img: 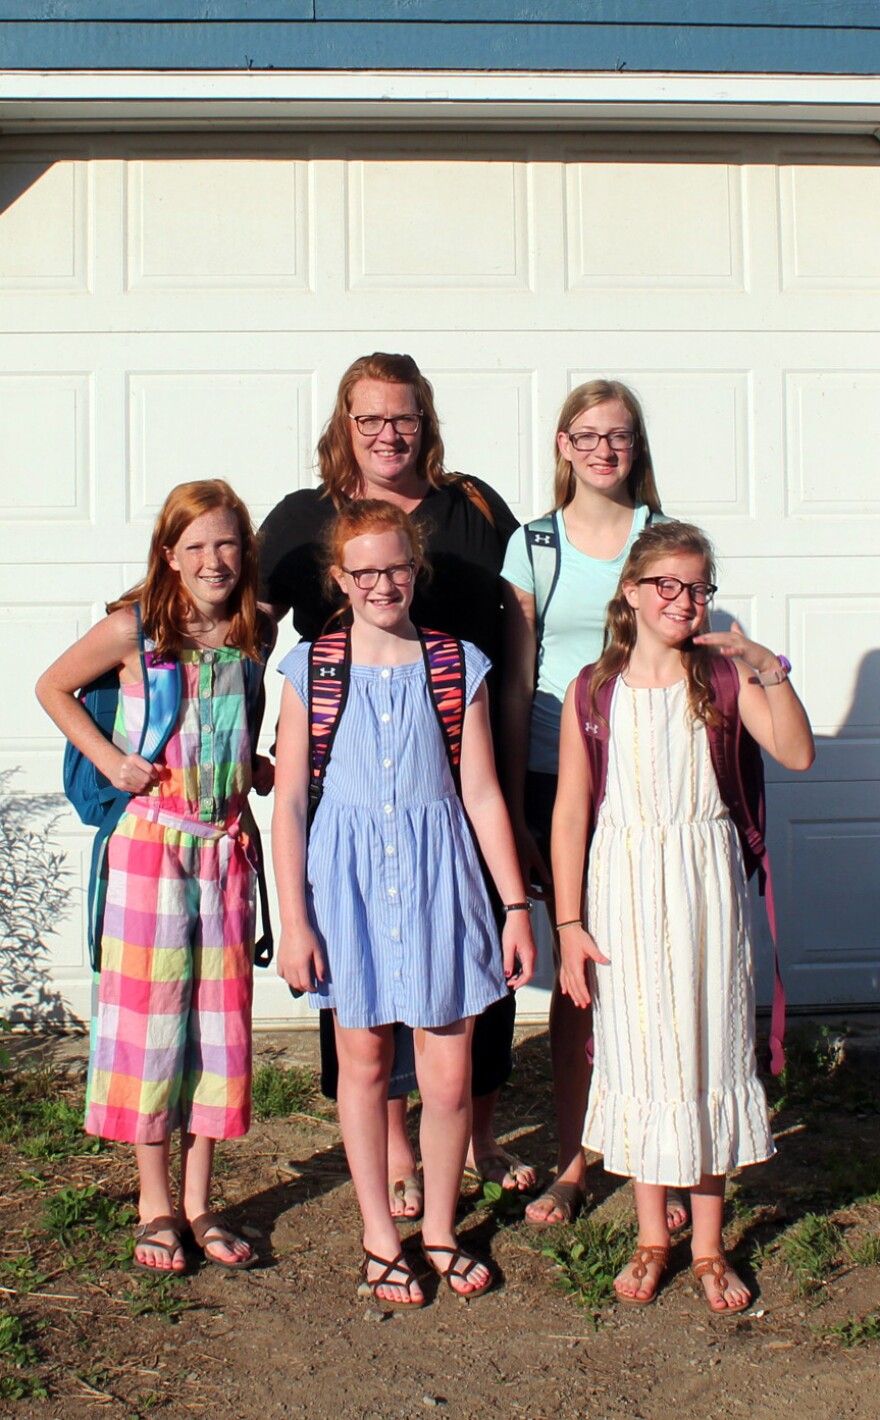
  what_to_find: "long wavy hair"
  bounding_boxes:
[316,352,448,505]
[553,379,662,514]
[321,499,429,610]
[589,520,720,728]
[108,480,265,660]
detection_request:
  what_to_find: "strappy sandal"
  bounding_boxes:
[388,1174,423,1223]
[132,1215,187,1275]
[359,1249,425,1308]
[614,1245,670,1307]
[692,1253,752,1316]
[189,1211,257,1270]
[421,1242,494,1300]
[525,1179,586,1229]
[463,1146,537,1193]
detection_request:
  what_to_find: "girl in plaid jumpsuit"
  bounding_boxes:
[37,480,273,1274]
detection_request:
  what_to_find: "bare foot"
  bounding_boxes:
[692,1253,751,1314]
[614,1245,669,1305]
[388,1175,423,1220]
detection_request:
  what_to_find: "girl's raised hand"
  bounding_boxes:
[693,622,780,679]
[559,925,610,1011]
[276,927,327,996]
[501,915,536,990]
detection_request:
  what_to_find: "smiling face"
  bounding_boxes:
[163,508,243,621]
[347,378,424,500]
[557,397,636,505]
[332,527,417,634]
[624,551,711,648]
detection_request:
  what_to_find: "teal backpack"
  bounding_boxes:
[64,607,272,970]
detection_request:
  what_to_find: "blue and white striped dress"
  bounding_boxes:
[279,640,508,1030]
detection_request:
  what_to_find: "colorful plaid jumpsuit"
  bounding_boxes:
[85,648,257,1144]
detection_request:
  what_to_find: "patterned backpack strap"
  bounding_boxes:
[307,627,351,826]
[419,629,466,793]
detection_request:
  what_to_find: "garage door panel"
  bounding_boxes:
[0,153,90,290]
[1,369,92,520]
[780,162,880,290]
[785,371,880,516]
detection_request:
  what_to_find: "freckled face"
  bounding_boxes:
[163,509,242,620]
[332,528,417,633]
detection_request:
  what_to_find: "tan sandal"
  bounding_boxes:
[614,1245,669,1307]
[189,1211,257,1270]
[692,1253,751,1316]
[525,1179,586,1229]
[132,1215,187,1275]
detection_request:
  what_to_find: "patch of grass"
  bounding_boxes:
[539,1217,637,1324]
[127,1275,195,1324]
[820,1312,880,1348]
[0,1255,49,1295]
[846,1233,880,1268]
[0,1313,48,1401]
[0,1069,102,1160]
[779,1212,844,1296]
[42,1184,134,1250]
[251,1062,322,1120]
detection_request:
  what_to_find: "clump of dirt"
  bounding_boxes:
[1,1024,879,1419]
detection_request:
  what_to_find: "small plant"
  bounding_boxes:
[252,1062,323,1120]
[0,1069,101,1161]
[127,1275,194,1324]
[474,1178,528,1220]
[0,1255,49,1294]
[846,1233,880,1268]
[42,1184,131,1245]
[0,1313,48,1401]
[540,1217,637,1323]
[780,1212,844,1296]
[821,1312,880,1348]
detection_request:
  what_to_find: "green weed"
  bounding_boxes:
[127,1275,194,1324]
[780,1213,844,1296]
[251,1062,323,1120]
[473,1178,528,1221]
[821,1312,880,1348]
[0,1069,102,1160]
[540,1217,637,1324]
[42,1184,132,1246]
[845,1234,880,1268]
[0,1255,49,1294]
[0,1313,48,1401]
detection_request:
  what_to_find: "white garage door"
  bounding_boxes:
[1,129,878,1025]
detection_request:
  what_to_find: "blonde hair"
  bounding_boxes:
[108,479,265,660]
[316,353,447,505]
[322,499,429,605]
[553,379,662,514]
[590,520,720,727]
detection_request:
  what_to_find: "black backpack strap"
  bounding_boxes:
[419,629,466,795]
[524,513,561,634]
[307,628,351,828]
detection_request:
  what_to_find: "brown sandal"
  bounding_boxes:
[692,1253,751,1316]
[132,1215,187,1275]
[359,1249,425,1308]
[615,1245,669,1307]
[189,1211,257,1270]
[422,1243,494,1300]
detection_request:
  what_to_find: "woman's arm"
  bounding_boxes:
[550,682,610,1010]
[460,683,536,988]
[694,623,815,771]
[35,607,159,795]
[500,578,550,891]
[271,679,327,992]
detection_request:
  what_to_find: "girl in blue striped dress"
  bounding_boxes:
[272,500,536,1307]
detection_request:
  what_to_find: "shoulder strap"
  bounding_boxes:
[524,513,561,633]
[707,658,785,1074]
[457,475,495,528]
[574,665,615,852]
[308,628,351,827]
[419,629,466,794]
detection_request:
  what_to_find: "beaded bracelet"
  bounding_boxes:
[504,901,532,914]
[555,919,583,931]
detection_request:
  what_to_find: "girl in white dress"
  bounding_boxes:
[552,521,814,1313]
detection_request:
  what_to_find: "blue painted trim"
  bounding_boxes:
[1,1,878,18]
[2,22,880,73]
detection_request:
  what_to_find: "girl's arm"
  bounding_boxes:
[271,679,327,993]
[35,607,160,795]
[500,579,550,893]
[459,682,536,989]
[694,623,815,771]
[550,682,610,1010]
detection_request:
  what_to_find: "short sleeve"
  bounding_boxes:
[500,524,536,595]
[277,641,311,707]
[462,639,492,707]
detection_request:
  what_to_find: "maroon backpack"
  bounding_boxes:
[574,657,785,1074]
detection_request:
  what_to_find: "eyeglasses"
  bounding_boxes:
[566,429,635,452]
[638,576,717,606]
[342,560,416,591]
[348,413,422,436]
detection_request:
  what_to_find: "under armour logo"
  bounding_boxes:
[318,666,339,678]
[532,533,552,546]
[583,720,600,736]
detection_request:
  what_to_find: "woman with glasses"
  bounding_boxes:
[260,352,536,1224]
[501,379,673,1229]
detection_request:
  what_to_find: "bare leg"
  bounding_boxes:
[614,1181,670,1303]
[386,1095,421,1218]
[526,980,590,1223]
[134,1139,186,1272]
[690,1174,751,1313]
[179,1132,252,1266]
[335,1019,423,1305]
[417,1017,490,1296]
[465,1089,537,1192]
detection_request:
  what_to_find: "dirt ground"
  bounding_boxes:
[2,1022,879,1420]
